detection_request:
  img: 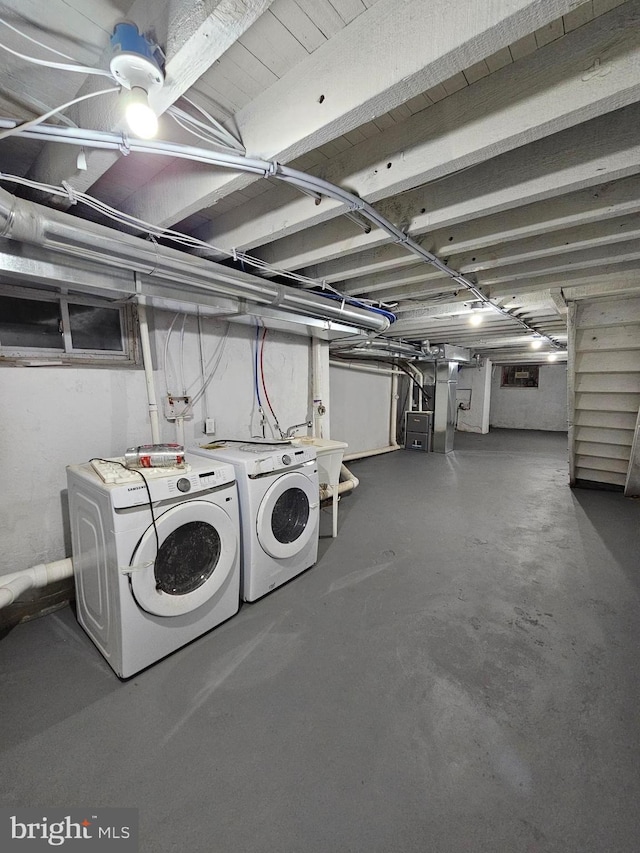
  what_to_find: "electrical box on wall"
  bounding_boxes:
[204,418,215,435]
[164,395,192,421]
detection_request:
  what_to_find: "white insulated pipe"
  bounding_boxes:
[136,298,161,443]
[175,416,186,448]
[0,558,74,610]
[319,463,360,500]
[329,359,401,376]
[344,445,402,461]
[312,338,330,439]
[405,362,426,411]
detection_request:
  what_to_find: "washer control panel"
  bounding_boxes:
[73,455,236,509]
[251,445,315,477]
[189,441,317,478]
[167,466,230,496]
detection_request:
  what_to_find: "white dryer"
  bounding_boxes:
[190,442,319,601]
[66,454,240,678]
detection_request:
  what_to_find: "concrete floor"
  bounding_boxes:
[1,429,640,852]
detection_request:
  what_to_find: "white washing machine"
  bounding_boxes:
[67,454,240,678]
[190,442,319,602]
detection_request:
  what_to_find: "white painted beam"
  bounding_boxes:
[391,301,490,322]
[191,4,640,252]
[478,350,568,364]
[475,241,640,287]
[343,266,449,297]
[123,0,582,227]
[549,289,569,316]
[308,204,640,286]
[485,262,640,300]
[392,294,562,322]
[258,108,640,272]
[27,0,275,195]
[373,259,640,305]
[392,296,475,317]
[451,215,640,275]
[388,313,525,335]
[314,245,419,284]
[292,155,640,281]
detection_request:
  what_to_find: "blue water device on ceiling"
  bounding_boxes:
[110,22,163,72]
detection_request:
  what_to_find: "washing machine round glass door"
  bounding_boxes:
[130,499,237,617]
[256,472,318,559]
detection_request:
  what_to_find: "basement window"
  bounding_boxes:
[0,285,138,366]
[501,365,539,388]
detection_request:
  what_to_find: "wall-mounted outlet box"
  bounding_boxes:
[204,418,216,435]
[165,395,192,421]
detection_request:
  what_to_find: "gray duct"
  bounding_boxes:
[0,188,390,334]
[330,338,428,360]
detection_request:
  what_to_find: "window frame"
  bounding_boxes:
[500,365,540,388]
[0,284,139,366]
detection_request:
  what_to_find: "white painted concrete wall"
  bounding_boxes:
[456,359,492,433]
[490,363,568,431]
[152,312,310,447]
[330,364,392,454]
[0,308,310,578]
[0,366,150,576]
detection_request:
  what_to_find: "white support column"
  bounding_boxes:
[311,338,330,439]
[456,359,492,434]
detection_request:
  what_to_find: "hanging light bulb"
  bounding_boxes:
[110,23,164,139]
[530,337,543,349]
[468,311,483,326]
[547,352,558,362]
[124,87,158,138]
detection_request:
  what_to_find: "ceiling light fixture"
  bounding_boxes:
[109,22,164,139]
[124,87,157,138]
[467,301,486,326]
[530,337,543,349]
[547,352,559,362]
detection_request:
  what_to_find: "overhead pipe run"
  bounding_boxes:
[0,188,390,335]
[0,117,562,349]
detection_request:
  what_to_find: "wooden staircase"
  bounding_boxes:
[568,296,640,492]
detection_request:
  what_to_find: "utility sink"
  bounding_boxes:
[291,437,349,538]
[291,437,348,486]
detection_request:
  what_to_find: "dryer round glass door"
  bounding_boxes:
[256,472,319,559]
[130,500,238,617]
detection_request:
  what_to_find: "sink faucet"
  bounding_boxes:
[285,420,312,438]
